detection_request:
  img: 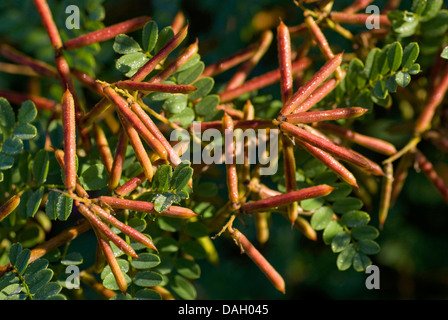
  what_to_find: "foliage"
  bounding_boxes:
[0,0,447,300]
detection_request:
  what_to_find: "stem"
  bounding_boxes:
[378,162,394,229]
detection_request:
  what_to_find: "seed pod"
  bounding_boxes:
[149,40,199,84]
[116,81,196,94]
[0,194,21,222]
[219,57,312,103]
[63,16,151,50]
[62,89,77,192]
[305,15,335,61]
[330,12,391,27]
[226,30,273,90]
[281,53,343,115]
[92,123,113,174]
[285,107,367,124]
[317,122,397,155]
[90,204,157,252]
[277,20,293,103]
[131,24,188,82]
[117,111,154,182]
[299,141,358,187]
[378,162,394,229]
[279,121,384,176]
[202,42,258,78]
[114,172,147,197]
[33,0,63,49]
[294,216,317,241]
[97,234,128,295]
[231,228,285,293]
[108,130,128,192]
[77,202,138,259]
[241,185,334,213]
[223,112,240,209]
[54,149,89,198]
[98,196,198,219]
[292,77,341,114]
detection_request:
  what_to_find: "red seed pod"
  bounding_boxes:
[305,15,334,61]
[0,89,61,113]
[285,107,368,124]
[219,57,312,103]
[98,196,198,219]
[131,24,189,82]
[415,150,448,204]
[116,81,196,94]
[281,53,343,115]
[316,122,397,155]
[108,130,128,192]
[90,204,157,252]
[241,185,334,213]
[33,0,63,49]
[77,203,138,259]
[222,113,240,209]
[279,122,384,176]
[62,89,77,192]
[92,123,113,174]
[330,12,391,27]
[63,16,151,50]
[277,20,293,103]
[292,77,341,114]
[231,228,285,293]
[226,30,273,90]
[97,234,128,295]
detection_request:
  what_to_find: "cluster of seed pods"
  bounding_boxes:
[1,0,448,295]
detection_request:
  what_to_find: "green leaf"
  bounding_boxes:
[420,0,443,22]
[385,75,398,93]
[154,26,174,54]
[24,259,49,279]
[177,54,201,72]
[387,42,403,72]
[323,220,344,245]
[351,225,379,240]
[357,240,381,255]
[33,282,62,300]
[340,210,370,228]
[162,94,188,114]
[336,244,356,271]
[0,151,14,170]
[2,136,23,155]
[310,206,333,231]
[9,244,30,275]
[171,275,197,300]
[153,237,178,254]
[61,252,83,266]
[301,197,324,211]
[363,48,380,81]
[8,243,23,266]
[115,52,150,78]
[0,98,15,129]
[376,48,390,76]
[27,269,53,294]
[402,42,419,69]
[134,289,162,300]
[131,253,161,270]
[395,71,411,87]
[333,197,363,214]
[177,62,205,85]
[175,258,201,279]
[388,11,419,37]
[80,164,109,191]
[331,231,351,253]
[408,63,420,75]
[172,166,193,191]
[46,191,73,221]
[102,273,131,291]
[154,192,179,213]
[113,34,141,54]
[169,107,195,128]
[142,21,158,53]
[353,252,372,272]
[133,271,163,287]
[421,10,448,37]
[189,77,214,100]
[13,123,37,140]
[152,164,172,192]
[32,150,49,185]
[195,94,219,116]
[441,46,448,59]
[26,187,44,218]
[17,100,37,124]
[373,79,388,99]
